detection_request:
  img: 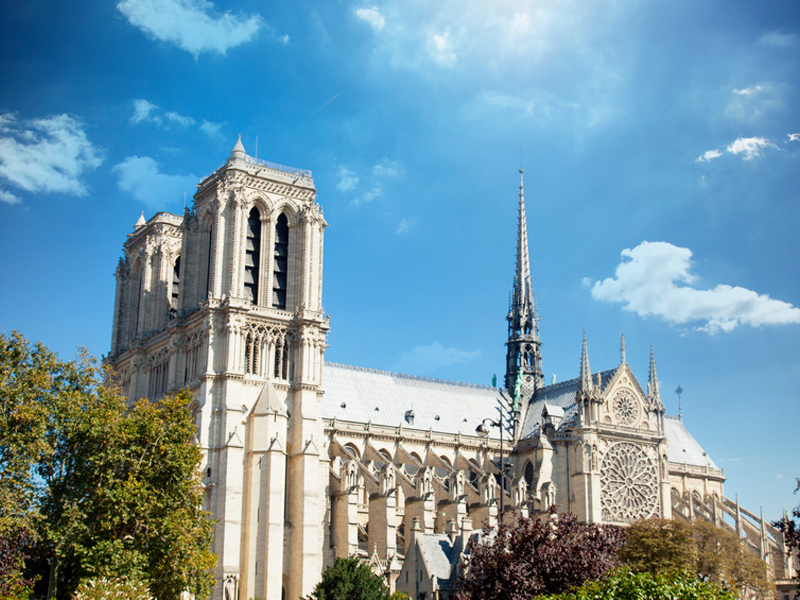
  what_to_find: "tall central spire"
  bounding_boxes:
[505,169,544,399]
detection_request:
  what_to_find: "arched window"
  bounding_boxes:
[524,460,534,489]
[244,207,261,304]
[170,256,180,315]
[272,214,289,309]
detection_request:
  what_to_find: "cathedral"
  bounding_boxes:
[106,139,793,600]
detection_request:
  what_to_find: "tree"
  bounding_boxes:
[457,511,625,600]
[0,331,216,600]
[539,568,737,600]
[773,478,800,599]
[305,557,390,600]
[619,518,771,599]
[618,518,695,575]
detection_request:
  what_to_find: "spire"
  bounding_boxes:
[620,334,626,365]
[505,168,543,396]
[135,211,146,229]
[579,330,592,392]
[230,134,246,161]
[648,344,661,403]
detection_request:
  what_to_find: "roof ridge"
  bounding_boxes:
[325,362,499,391]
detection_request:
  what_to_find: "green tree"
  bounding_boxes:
[306,557,390,600]
[540,568,737,600]
[618,518,696,575]
[457,511,625,600]
[773,478,799,599]
[0,331,216,600]
[619,518,771,599]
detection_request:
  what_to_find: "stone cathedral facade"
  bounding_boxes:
[106,139,792,600]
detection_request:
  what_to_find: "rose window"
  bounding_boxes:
[600,442,659,522]
[611,389,640,425]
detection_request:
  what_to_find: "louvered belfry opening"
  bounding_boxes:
[245,207,261,304]
[272,213,289,309]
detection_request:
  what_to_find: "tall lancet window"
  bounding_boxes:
[170,256,180,315]
[244,207,261,304]
[272,213,289,309]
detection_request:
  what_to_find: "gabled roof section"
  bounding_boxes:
[321,363,507,439]
[519,369,616,439]
[419,533,458,584]
[664,414,720,470]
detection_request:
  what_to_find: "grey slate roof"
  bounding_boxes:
[664,414,720,470]
[518,369,616,439]
[321,363,507,439]
[419,534,458,583]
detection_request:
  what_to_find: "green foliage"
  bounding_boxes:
[72,577,153,600]
[0,331,216,600]
[389,592,409,600]
[306,557,390,600]
[620,519,771,598]
[540,568,737,600]
[773,478,800,600]
[618,518,695,575]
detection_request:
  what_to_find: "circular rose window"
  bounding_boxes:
[611,389,640,426]
[600,442,659,522]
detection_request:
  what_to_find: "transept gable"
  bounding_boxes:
[597,364,653,430]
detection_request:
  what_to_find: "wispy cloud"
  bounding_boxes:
[337,157,404,207]
[428,31,457,65]
[114,156,198,209]
[725,83,785,123]
[336,167,359,192]
[759,31,796,48]
[393,341,481,375]
[788,133,800,142]
[355,6,385,31]
[130,99,224,138]
[117,0,263,57]
[0,112,103,204]
[396,218,411,234]
[590,241,800,333]
[694,149,722,163]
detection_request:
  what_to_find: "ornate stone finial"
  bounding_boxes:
[230,134,246,161]
[579,330,592,392]
[135,211,146,229]
[620,334,626,365]
[648,344,661,405]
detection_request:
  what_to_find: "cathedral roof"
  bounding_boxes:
[321,363,506,439]
[664,414,720,470]
[518,370,616,439]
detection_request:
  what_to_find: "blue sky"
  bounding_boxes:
[1,0,799,521]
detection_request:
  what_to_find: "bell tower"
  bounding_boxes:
[505,169,543,405]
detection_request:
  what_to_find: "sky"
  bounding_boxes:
[1,0,799,522]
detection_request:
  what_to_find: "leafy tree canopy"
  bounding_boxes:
[620,518,771,598]
[306,557,390,600]
[0,331,216,600]
[539,568,737,600]
[457,512,625,600]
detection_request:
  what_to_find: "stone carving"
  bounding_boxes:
[611,388,640,426]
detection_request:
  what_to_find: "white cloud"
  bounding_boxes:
[199,120,224,139]
[355,6,386,31]
[695,149,722,163]
[132,99,159,124]
[428,31,457,65]
[726,136,777,160]
[0,189,21,205]
[759,31,796,48]
[117,0,263,57]
[725,82,784,123]
[590,241,800,333]
[130,99,223,138]
[733,85,763,96]
[0,113,103,201]
[396,218,411,234]
[788,133,800,142]
[114,156,198,209]
[351,187,382,207]
[372,158,403,178]
[393,341,480,375]
[336,167,359,192]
